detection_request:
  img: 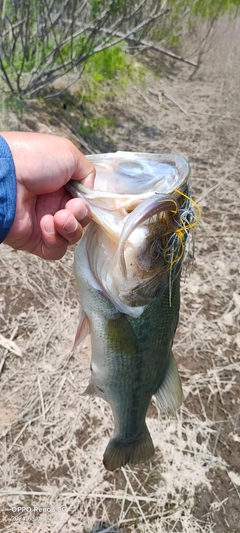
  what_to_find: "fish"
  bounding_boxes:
[67,151,198,471]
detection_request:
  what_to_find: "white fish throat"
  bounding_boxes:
[67,151,197,471]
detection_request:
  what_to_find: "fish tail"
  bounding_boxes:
[103,425,154,471]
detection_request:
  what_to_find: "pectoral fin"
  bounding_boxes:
[154,351,183,414]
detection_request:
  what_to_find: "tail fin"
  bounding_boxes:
[103,424,154,471]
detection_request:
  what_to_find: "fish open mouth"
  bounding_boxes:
[67,151,201,314]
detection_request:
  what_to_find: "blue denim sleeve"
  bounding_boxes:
[0,135,17,243]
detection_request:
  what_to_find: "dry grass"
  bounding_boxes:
[1,246,227,533]
[1,16,240,533]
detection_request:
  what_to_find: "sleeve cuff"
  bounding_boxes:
[0,135,17,243]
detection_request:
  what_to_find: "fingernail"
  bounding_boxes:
[43,216,55,235]
[63,214,79,233]
[78,204,88,221]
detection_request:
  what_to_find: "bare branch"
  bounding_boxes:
[0,56,15,92]
[91,26,198,67]
[0,0,214,97]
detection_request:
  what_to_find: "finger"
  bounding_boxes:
[64,198,91,227]
[80,169,95,188]
[72,155,96,189]
[53,209,83,246]
[37,215,68,260]
[37,205,87,260]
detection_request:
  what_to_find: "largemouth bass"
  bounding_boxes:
[68,152,198,471]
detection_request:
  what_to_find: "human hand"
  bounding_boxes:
[2,132,95,260]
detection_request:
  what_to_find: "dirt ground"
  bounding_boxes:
[0,16,240,533]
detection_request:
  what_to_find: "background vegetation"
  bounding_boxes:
[0,0,239,99]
